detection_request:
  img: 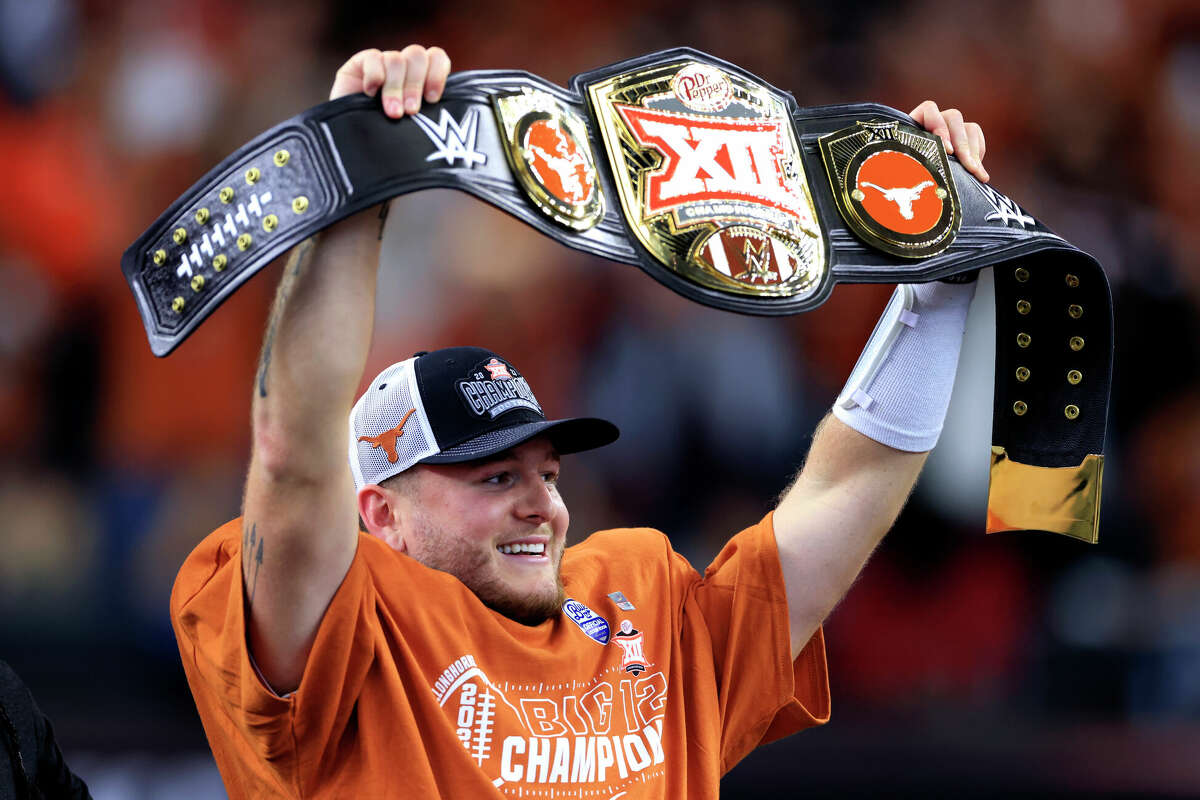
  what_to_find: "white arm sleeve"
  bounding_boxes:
[832,280,976,452]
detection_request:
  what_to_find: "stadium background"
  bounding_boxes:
[1,0,1198,796]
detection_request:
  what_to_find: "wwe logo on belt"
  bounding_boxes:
[979,183,1035,229]
[413,108,487,168]
[742,238,778,283]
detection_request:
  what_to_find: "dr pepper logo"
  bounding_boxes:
[670,63,732,112]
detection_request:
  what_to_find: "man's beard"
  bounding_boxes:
[405,512,566,625]
[476,576,566,626]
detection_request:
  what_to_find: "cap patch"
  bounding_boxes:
[457,358,543,419]
[483,357,513,380]
[357,407,417,463]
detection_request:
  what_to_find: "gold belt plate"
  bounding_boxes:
[493,89,605,231]
[587,59,825,299]
[818,121,961,258]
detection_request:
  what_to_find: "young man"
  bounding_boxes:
[171,46,989,798]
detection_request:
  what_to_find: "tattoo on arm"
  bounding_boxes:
[257,238,316,397]
[378,200,391,241]
[244,522,265,607]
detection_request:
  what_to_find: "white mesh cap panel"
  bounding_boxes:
[348,358,440,490]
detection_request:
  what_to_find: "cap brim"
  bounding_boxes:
[420,417,619,465]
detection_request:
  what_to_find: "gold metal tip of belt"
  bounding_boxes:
[987,447,1103,543]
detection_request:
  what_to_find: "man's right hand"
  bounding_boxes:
[330,46,451,117]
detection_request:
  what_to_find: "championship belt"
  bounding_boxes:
[121,48,1111,543]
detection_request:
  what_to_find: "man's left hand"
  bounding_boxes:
[910,101,989,183]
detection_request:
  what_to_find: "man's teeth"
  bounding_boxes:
[497,542,546,555]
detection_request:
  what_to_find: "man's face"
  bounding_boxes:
[397,437,568,624]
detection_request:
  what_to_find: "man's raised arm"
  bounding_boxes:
[773,103,988,660]
[241,46,450,693]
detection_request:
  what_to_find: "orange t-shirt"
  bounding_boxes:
[171,513,829,799]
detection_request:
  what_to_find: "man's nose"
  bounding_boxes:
[516,475,556,523]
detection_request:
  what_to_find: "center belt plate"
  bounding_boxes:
[586,59,824,300]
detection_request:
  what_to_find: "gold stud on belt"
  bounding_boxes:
[1013,400,1028,416]
[1016,299,1031,315]
[1014,267,1030,283]
[1065,405,1080,420]
[212,254,227,271]
[1068,304,1083,319]
[190,275,205,292]
[219,187,234,204]
[1069,336,1085,351]
[172,227,187,245]
[237,233,252,250]
[153,249,167,266]
[292,196,309,214]
[1067,369,1082,385]
[273,149,290,167]
[1017,332,1031,348]
[1015,366,1030,382]
[195,207,210,225]
[1065,273,1080,288]
[245,167,261,185]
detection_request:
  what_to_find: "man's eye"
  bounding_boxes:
[542,472,559,485]
[483,472,511,486]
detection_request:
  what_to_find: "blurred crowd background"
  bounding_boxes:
[1,0,1198,796]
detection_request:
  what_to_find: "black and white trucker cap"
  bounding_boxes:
[349,347,619,491]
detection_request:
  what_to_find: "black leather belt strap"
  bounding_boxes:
[121,48,1112,542]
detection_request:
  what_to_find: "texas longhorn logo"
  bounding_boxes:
[856,150,942,234]
[818,120,961,259]
[358,408,417,463]
[587,57,825,300]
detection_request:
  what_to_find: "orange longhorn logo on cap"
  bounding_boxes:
[358,408,417,464]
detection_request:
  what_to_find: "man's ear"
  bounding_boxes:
[357,484,407,552]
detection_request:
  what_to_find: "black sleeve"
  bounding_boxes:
[0,660,92,800]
